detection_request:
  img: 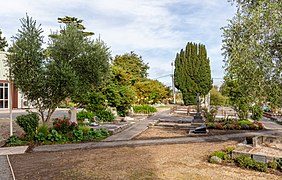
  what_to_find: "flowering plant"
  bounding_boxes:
[53,117,77,134]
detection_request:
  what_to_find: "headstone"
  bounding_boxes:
[252,155,266,163]
[193,124,207,134]
[70,106,77,124]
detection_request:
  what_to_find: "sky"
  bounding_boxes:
[0,0,237,87]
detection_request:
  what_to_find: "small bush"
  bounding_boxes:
[224,146,235,154]
[133,105,157,114]
[210,151,226,160]
[46,130,63,142]
[206,122,215,129]
[37,124,49,136]
[77,111,95,121]
[238,120,252,125]
[95,110,115,122]
[235,155,267,172]
[277,158,282,171]
[79,125,91,135]
[267,161,277,169]
[6,135,28,146]
[53,118,77,134]
[16,112,40,140]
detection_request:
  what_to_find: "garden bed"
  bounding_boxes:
[134,126,260,140]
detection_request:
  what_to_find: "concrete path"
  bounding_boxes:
[260,117,282,130]
[0,156,13,180]
[104,110,171,141]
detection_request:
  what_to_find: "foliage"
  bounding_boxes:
[202,106,217,123]
[238,120,252,125]
[132,80,168,104]
[77,110,95,121]
[53,118,77,134]
[222,0,282,111]
[0,29,8,51]
[234,155,267,172]
[105,83,135,117]
[250,104,263,121]
[5,135,28,146]
[207,119,263,130]
[210,86,227,106]
[7,15,110,123]
[81,91,107,113]
[112,51,149,85]
[224,146,235,154]
[133,105,157,114]
[37,124,49,135]
[16,112,40,140]
[277,158,282,171]
[267,161,278,170]
[46,129,63,142]
[210,151,227,160]
[220,79,250,119]
[174,42,212,105]
[95,109,115,122]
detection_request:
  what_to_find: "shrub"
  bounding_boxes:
[235,155,267,172]
[37,124,49,136]
[224,146,235,154]
[206,122,215,129]
[133,105,157,114]
[72,129,84,142]
[267,161,277,169]
[79,125,91,135]
[77,110,95,121]
[277,158,282,171]
[210,151,226,160]
[5,135,28,146]
[46,130,63,142]
[53,118,77,134]
[16,112,40,140]
[202,106,217,123]
[238,120,252,125]
[95,110,115,122]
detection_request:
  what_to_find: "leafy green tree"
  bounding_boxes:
[0,29,8,51]
[210,86,227,106]
[174,42,212,105]
[104,83,135,117]
[112,51,149,85]
[7,15,110,123]
[222,0,282,113]
[132,80,168,104]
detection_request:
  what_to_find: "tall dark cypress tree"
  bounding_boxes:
[0,29,8,51]
[174,42,212,105]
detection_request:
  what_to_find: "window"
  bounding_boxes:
[0,83,9,108]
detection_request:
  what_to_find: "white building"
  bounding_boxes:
[0,51,29,109]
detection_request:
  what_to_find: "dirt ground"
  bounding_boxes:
[9,141,281,180]
[134,126,259,140]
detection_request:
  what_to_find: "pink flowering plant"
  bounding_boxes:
[53,117,77,134]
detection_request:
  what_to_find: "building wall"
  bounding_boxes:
[0,51,8,80]
[0,51,24,109]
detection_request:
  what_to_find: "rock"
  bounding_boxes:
[124,116,134,121]
[209,156,222,164]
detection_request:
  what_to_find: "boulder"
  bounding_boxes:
[209,156,222,164]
